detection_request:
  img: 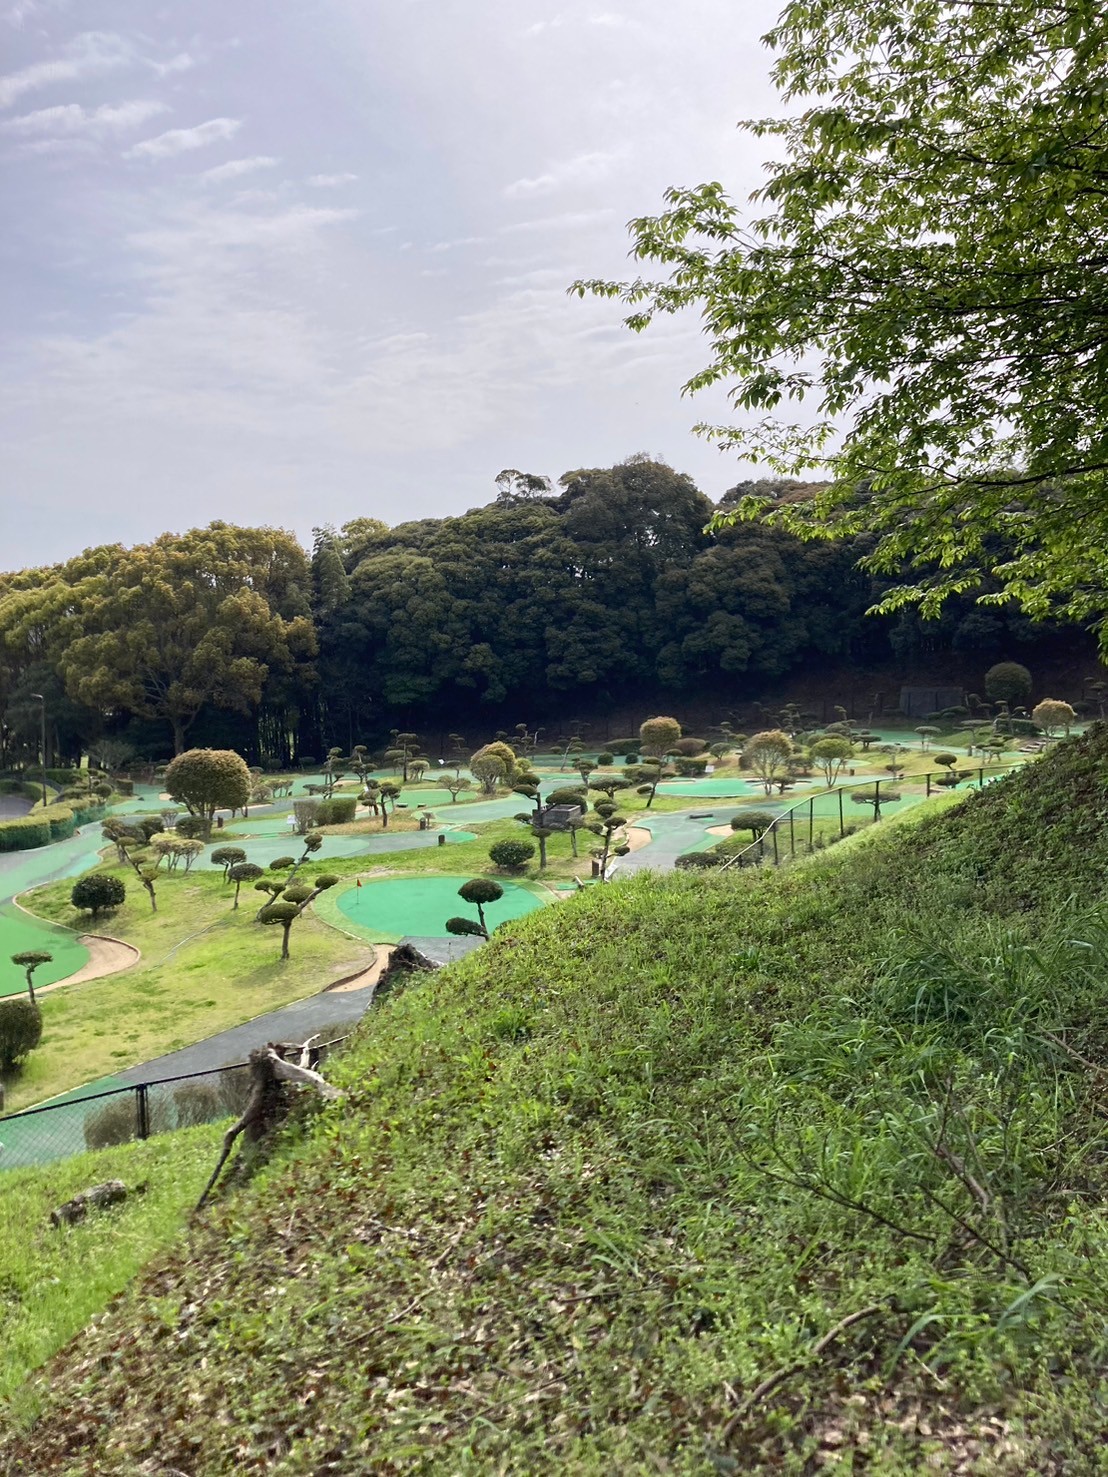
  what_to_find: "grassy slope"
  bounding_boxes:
[8,864,375,1110]
[4,732,1108,1473]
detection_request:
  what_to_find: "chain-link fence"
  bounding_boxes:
[0,1039,346,1173]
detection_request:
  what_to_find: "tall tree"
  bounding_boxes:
[0,524,315,753]
[575,2,1108,645]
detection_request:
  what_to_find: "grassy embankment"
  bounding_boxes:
[3,728,1108,1472]
[6,863,375,1112]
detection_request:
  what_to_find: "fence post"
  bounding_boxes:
[926,770,931,797]
[808,797,814,849]
[136,1083,150,1140]
[788,808,795,856]
[978,767,984,787]
[772,823,779,866]
[838,789,844,837]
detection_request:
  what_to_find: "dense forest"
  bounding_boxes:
[0,458,1090,767]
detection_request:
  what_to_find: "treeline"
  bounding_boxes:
[0,458,1083,767]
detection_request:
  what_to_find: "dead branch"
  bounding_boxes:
[195,1039,343,1212]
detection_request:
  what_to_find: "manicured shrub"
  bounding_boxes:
[674,852,723,869]
[0,997,43,1070]
[1031,699,1077,736]
[673,737,708,757]
[729,810,777,837]
[174,814,208,840]
[639,716,682,757]
[0,815,51,851]
[71,874,126,917]
[597,751,615,767]
[674,757,708,776]
[315,796,357,825]
[546,787,587,809]
[488,838,536,872]
[985,661,1032,706]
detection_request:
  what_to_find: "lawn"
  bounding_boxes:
[4,864,374,1113]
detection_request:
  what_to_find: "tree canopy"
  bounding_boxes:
[575,2,1108,646]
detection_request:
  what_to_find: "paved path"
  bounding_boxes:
[116,983,378,1084]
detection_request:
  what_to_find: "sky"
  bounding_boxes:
[1,1,783,567]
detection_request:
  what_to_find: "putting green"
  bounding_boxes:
[0,905,89,997]
[336,873,547,942]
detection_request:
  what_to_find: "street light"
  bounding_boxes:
[29,694,47,808]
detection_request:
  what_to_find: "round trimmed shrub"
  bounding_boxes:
[459,878,504,905]
[674,852,723,869]
[985,661,1032,706]
[488,838,536,872]
[0,997,43,1070]
[597,751,615,767]
[71,873,126,917]
[729,810,777,836]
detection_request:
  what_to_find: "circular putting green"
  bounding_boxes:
[335,874,547,942]
[0,905,89,997]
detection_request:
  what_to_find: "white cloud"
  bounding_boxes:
[504,149,624,199]
[199,154,278,183]
[589,12,632,27]
[0,30,133,108]
[150,52,194,77]
[124,116,241,160]
[1,98,167,137]
[307,172,357,187]
[428,235,489,253]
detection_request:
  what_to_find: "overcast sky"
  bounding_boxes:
[1,1,782,567]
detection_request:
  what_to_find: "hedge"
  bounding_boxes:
[0,800,105,852]
[315,796,357,826]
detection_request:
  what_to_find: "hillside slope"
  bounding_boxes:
[5,731,1108,1474]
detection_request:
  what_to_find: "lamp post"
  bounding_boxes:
[29,693,47,808]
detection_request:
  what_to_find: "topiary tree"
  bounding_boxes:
[932,751,958,775]
[471,752,508,797]
[444,776,472,803]
[729,810,777,839]
[11,950,51,1006]
[164,748,251,840]
[385,731,421,782]
[257,872,339,959]
[0,996,43,1071]
[597,750,615,767]
[211,846,247,881]
[228,861,263,909]
[914,725,941,752]
[628,758,674,809]
[71,873,126,918]
[742,730,794,795]
[174,814,208,841]
[147,832,203,872]
[587,800,631,880]
[472,740,517,787]
[985,662,1032,707]
[1031,699,1077,736]
[639,716,682,758]
[672,736,708,757]
[809,735,854,787]
[547,786,588,810]
[488,837,535,873]
[446,877,505,938]
[293,798,320,835]
[589,775,633,801]
[851,787,902,820]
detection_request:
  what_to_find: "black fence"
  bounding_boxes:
[0,1038,346,1174]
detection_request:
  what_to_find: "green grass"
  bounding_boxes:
[0,1123,223,1414]
[4,733,1108,1472]
[5,865,374,1112]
